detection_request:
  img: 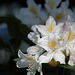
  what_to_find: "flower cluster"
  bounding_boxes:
[15,0,73,28]
[16,15,75,75]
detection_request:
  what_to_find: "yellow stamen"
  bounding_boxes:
[30,6,37,15]
[48,40,56,48]
[67,31,74,41]
[25,57,33,61]
[48,0,56,9]
[58,37,64,41]
[47,25,54,32]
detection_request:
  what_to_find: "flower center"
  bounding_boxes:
[48,40,56,48]
[47,25,54,32]
[30,6,37,15]
[25,57,33,61]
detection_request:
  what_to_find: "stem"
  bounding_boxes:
[63,68,65,75]
[56,68,59,75]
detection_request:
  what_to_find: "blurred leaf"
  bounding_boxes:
[0,16,32,51]
[59,64,75,70]
[0,17,8,23]
[14,58,22,62]
[0,16,31,38]
[7,16,31,38]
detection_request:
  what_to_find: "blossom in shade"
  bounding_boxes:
[16,45,44,75]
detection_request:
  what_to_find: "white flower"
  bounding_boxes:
[45,0,61,13]
[45,0,73,23]
[28,16,57,45]
[28,16,69,66]
[62,17,75,66]
[39,48,66,66]
[16,45,44,75]
[28,16,64,49]
[50,0,73,23]
[28,16,63,38]
[15,0,40,27]
[67,39,75,66]
[15,0,48,28]
[38,31,66,65]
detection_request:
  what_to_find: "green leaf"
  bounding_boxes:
[7,16,31,38]
[59,64,75,70]
[13,58,22,62]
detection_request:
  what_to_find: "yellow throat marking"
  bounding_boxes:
[48,40,56,48]
[30,6,37,15]
[47,25,54,32]
[25,57,33,61]
[68,31,74,41]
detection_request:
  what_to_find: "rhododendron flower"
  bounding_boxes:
[16,46,44,75]
[28,16,68,66]
[15,0,48,28]
[45,0,61,13]
[51,0,73,23]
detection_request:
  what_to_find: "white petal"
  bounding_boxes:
[27,72,31,75]
[46,16,56,27]
[27,45,43,55]
[61,0,69,8]
[54,51,65,64]
[27,0,36,7]
[68,60,75,66]
[45,0,61,10]
[54,0,61,7]
[38,8,48,21]
[39,52,53,63]
[27,72,34,75]
[37,4,41,11]
[68,50,75,66]
[45,4,51,13]
[16,58,30,68]
[37,36,49,51]
[54,23,64,35]
[20,8,29,16]
[18,50,25,58]
[40,70,43,75]
[34,25,48,36]
[28,32,40,43]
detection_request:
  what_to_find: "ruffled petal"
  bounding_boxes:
[16,58,30,68]
[18,50,25,58]
[46,16,56,27]
[54,51,65,64]
[33,25,48,36]
[39,52,53,63]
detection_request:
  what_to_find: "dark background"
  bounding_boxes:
[0,0,75,75]
[0,0,75,7]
